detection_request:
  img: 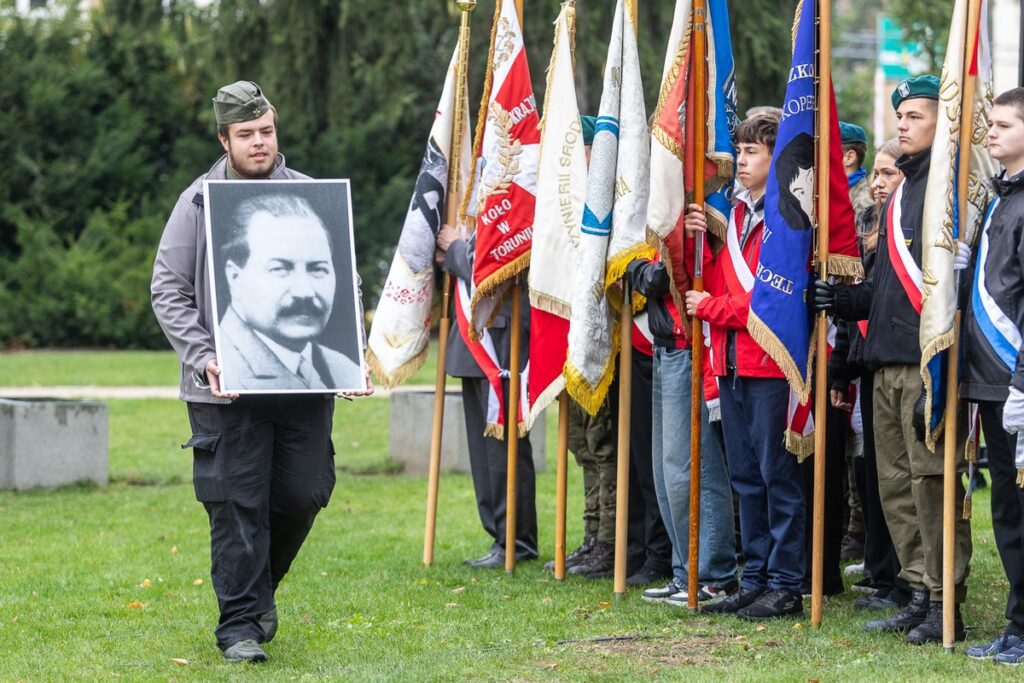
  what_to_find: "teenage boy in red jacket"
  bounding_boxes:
[684,113,806,620]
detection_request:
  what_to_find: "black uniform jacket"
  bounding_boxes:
[832,151,931,370]
[962,170,1024,401]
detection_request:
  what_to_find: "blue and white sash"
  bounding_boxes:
[972,197,1023,371]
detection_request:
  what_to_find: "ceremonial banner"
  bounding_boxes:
[919,0,996,450]
[647,0,738,311]
[747,0,861,405]
[367,39,471,386]
[525,1,586,428]
[565,0,651,414]
[468,0,541,339]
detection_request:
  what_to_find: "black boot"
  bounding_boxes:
[863,589,929,633]
[568,541,613,578]
[905,602,966,645]
[544,536,596,572]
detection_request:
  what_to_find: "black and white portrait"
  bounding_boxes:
[205,179,365,393]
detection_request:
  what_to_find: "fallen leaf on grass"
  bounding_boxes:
[171,546,178,554]
[755,625,766,632]
[539,662,559,671]
[445,602,459,608]
[541,597,553,606]
[793,623,804,630]
[170,658,188,666]
[452,586,466,594]
[140,579,152,589]
[128,602,145,609]
[597,601,612,609]
[193,579,204,586]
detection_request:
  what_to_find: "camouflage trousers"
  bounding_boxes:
[568,401,616,544]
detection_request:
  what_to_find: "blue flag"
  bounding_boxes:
[747,0,817,402]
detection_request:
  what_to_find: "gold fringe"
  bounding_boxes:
[965,436,977,463]
[606,243,656,291]
[536,2,573,154]
[826,254,864,279]
[1017,468,1024,488]
[457,0,503,223]
[468,252,531,342]
[747,311,812,404]
[920,330,956,452]
[484,422,504,440]
[529,291,572,321]
[524,376,566,432]
[653,126,684,160]
[785,428,815,463]
[366,345,429,390]
[962,495,972,520]
[563,323,620,416]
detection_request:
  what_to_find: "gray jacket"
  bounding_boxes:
[151,154,309,403]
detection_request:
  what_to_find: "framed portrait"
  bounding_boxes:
[204,179,366,394]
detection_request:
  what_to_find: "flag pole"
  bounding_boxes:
[424,0,476,567]
[555,391,570,579]
[811,0,832,628]
[555,0,580,584]
[687,0,708,611]
[944,0,981,652]
[504,0,526,574]
[613,0,640,600]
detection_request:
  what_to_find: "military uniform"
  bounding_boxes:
[567,400,615,545]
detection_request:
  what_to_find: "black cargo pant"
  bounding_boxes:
[185,396,336,651]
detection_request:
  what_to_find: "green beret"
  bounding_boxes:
[839,121,867,145]
[213,81,272,126]
[891,75,940,110]
[580,115,597,146]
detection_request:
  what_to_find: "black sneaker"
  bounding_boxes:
[627,565,672,587]
[737,589,804,620]
[906,602,966,645]
[702,586,766,615]
[863,590,929,633]
[544,537,596,572]
[567,541,613,578]
[223,639,268,663]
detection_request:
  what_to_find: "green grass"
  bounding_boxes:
[0,392,1015,681]
[0,350,180,386]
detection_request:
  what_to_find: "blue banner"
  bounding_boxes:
[707,0,738,223]
[747,0,817,399]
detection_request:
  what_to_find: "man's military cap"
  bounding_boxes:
[839,121,867,145]
[891,75,940,110]
[580,115,597,146]
[213,81,272,126]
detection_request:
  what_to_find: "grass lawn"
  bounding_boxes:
[0,392,1016,681]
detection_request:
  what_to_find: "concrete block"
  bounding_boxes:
[389,389,545,475]
[0,398,108,490]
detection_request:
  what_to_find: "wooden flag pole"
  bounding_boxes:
[687,0,708,611]
[612,0,640,600]
[505,277,524,573]
[944,0,981,652]
[614,284,634,597]
[811,0,832,628]
[555,391,570,579]
[424,0,476,567]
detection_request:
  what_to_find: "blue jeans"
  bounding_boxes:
[719,372,805,592]
[652,346,737,587]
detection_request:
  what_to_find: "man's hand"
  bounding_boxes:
[811,279,836,313]
[952,240,971,271]
[683,203,707,237]
[339,368,375,399]
[205,359,240,399]
[1003,386,1024,434]
[685,290,710,316]
[830,388,853,411]
[434,224,460,266]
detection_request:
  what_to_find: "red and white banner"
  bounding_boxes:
[468,0,540,340]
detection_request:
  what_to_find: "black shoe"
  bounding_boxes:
[906,602,966,645]
[627,565,673,587]
[470,549,537,569]
[544,537,597,572]
[258,602,277,643]
[737,589,804,620]
[702,586,766,615]
[863,590,929,633]
[223,639,268,663]
[575,542,615,579]
[855,593,901,611]
[840,534,865,562]
[464,551,496,566]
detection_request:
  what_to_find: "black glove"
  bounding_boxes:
[811,279,836,313]
[912,390,927,442]
[625,259,669,298]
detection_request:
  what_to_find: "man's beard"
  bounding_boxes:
[228,145,275,179]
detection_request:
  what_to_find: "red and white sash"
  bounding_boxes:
[454,278,525,439]
[884,181,923,315]
[721,201,755,296]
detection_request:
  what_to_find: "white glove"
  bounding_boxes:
[952,241,971,271]
[1003,386,1024,434]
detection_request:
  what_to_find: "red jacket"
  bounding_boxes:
[693,192,785,380]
